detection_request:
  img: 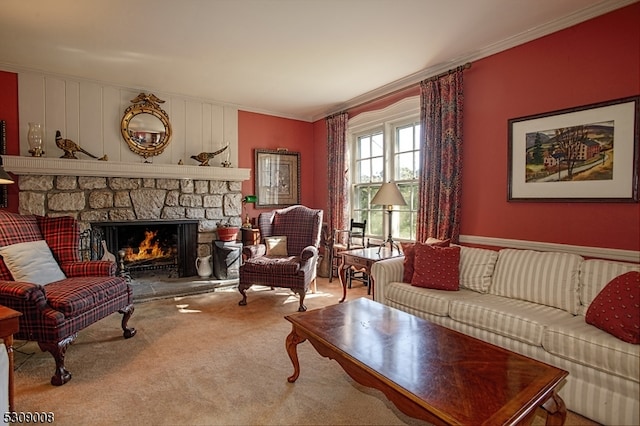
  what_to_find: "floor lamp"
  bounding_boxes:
[371,182,406,253]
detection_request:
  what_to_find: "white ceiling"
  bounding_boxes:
[0,0,634,122]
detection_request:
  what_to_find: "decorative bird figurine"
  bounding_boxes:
[191,145,228,166]
[55,130,100,159]
[101,240,116,263]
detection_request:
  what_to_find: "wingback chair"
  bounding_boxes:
[0,211,135,385]
[238,205,323,312]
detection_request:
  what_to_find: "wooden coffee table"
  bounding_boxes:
[285,298,568,425]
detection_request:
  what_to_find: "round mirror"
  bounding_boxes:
[121,93,172,159]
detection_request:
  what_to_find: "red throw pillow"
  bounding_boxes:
[400,238,450,283]
[585,271,640,344]
[411,244,460,291]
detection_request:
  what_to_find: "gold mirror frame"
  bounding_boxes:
[121,93,172,159]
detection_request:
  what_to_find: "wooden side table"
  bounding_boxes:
[337,247,404,303]
[0,306,21,412]
[241,228,260,246]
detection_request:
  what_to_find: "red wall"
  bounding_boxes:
[238,111,314,220]
[461,3,639,251]
[313,3,640,251]
[0,71,19,212]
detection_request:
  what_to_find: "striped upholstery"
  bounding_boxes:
[373,247,640,426]
[456,245,498,292]
[450,294,574,346]
[543,315,639,380]
[490,249,582,314]
[579,259,640,315]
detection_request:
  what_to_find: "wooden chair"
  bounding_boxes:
[329,219,367,284]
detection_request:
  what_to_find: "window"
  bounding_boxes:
[348,97,420,243]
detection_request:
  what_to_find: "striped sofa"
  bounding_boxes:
[371,246,639,425]
[0,211,136,386]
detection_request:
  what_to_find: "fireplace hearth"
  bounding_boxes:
[92,220,199,278]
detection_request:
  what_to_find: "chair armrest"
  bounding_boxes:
[371,256,405,303]
[242,244,266,260]
[61,261,116,277]
[300,246,319,262]
[0,280,48,309]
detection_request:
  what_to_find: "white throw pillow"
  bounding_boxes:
[0,240,67,285]
[265,236,288,256]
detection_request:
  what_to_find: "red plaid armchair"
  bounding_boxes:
[238,205,323,312]
[0,211,135,386]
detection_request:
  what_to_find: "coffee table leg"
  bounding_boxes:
[542,391,567,426]
[286,327,306,383]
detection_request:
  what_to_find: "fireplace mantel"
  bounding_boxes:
[1,155,251,181]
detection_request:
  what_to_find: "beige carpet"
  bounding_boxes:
[13,278,598,425]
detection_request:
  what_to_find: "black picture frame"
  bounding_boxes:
[254,149,300,208]
[508,96,639,202]
[1,120,7,208]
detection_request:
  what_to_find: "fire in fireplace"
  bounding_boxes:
[92,220,199,278]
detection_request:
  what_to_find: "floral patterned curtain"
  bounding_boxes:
[417,68,464,243]
[326,112,349,238]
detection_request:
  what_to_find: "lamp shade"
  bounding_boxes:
[371,182,406,207]
[0,156,14,184]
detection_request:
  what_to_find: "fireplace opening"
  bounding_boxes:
[92,220,199,278]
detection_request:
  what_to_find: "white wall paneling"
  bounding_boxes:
[17,71,239,167]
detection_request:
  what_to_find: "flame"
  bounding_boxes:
[123,230,168,261]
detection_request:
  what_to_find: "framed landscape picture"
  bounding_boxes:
[255,149,300,208]
[508,96,639,202]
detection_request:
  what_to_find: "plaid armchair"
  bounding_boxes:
[0,211,135,386]
[238,205,323,312]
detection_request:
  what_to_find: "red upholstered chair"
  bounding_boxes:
[0,211,135,386]
[238,205,323,312]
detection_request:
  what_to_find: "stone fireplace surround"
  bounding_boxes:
[3,156,251,275]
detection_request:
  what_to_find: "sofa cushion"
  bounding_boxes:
[383,281,480,317]
[579,259,640,315]
[400,238,449,283]
[490,249,582,314]
[0,212,43,281]
[0,240,67,285]
[412,244,460,290]
[456,245,498,293]
[585,271,639,344]
[449,294,573,347]
[242,255,300,275]
[45,275,129,318]
[543,316,640,381]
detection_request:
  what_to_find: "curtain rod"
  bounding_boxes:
[422,62,472,84]
[330,61,473,117]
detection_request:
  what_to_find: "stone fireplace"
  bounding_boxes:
[4,156,251,279]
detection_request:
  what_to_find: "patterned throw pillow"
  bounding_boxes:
[411,244,461,291]
[265,236,288,256]
[400,238,450,283]
[585,271,640,344]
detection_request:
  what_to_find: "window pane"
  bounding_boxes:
[359,136,370,158]
[357,160,371,183]
[397,126,414,152]
[371,133,383,157]
[371,157,384,182]
[396,152,415,180]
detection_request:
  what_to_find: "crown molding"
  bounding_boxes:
[315,0,637,121]
[1,155,251,181]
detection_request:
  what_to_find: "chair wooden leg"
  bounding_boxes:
[293,288,307,312]
[311,279,317,294]
[38,334,77,386]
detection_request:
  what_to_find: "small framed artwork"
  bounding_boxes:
[508,96,639,202]
[1,120,7,208]
[255,149,300,208]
